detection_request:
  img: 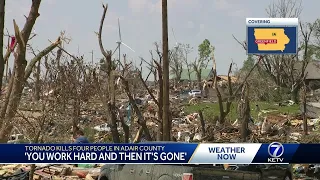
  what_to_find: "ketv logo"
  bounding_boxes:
[267,142,284,163]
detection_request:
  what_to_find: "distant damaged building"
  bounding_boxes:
[304,61,320,90]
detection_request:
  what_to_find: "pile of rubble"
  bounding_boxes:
[0,164,101,180]
[169,108,320,143]
[12,86,320,144]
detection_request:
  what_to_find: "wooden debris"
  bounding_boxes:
[1,164,20,169]
[0,170,6,176]
[0,164,100,179]
[85,174,95,180]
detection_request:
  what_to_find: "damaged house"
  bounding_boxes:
[170,68,237,98]
[303,61,320,91]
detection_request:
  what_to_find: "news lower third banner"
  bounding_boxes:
[0,143,319,164]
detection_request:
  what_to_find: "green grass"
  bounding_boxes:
[184,102,300,122]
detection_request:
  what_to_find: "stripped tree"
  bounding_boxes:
[239,83,250,142]
[95,3,121,143]
[96,3,152,143]
[140,43,164,140]
[181,44,193,83]
[0,0,61,142]
[211,46,261,124]
[169,45,184,88]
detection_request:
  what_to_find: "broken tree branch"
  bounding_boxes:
[24,37,61,81]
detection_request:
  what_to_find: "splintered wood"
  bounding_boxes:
[0,164,101,180]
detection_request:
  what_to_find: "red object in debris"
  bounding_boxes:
[182,173,193,180]
[75,171,87,178]
[148,105,154,112]
[10,36,16,51]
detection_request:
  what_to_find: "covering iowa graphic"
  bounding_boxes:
[254,28,290,52]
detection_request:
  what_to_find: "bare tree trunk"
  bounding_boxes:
[0,70,14,118]
[119,113,129,143]
[212,64,233,124]
[108,103,121,143]
[121,77,152,141]
[162,0,170,141]
[197,73,201,90]
[72,99,80,136]
[291,86,299,104]
[0,52,28,142]
[0,0,5,94]
[29,164,36,180]
[34,61,41,101]
[142,59,163,141]
[153,68,157,89]
[0,39,60,142]
[5,60,8,82]
[29,108,47,180]
[185,54,191,82]
[156,125,163,141]
[97,4,121,143]
[0,0,60,142]
[239,84,250,142]
[302,81,308,135]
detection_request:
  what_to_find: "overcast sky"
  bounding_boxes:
[4,0,320,78]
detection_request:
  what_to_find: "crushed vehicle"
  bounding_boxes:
[98,164,292,180]
[178,91,190,102]
[188,90,202,98]
[93,123,122,132]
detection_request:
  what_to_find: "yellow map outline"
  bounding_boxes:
[254,28,290,52]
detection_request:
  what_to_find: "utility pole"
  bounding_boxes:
[162,0,170,141]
